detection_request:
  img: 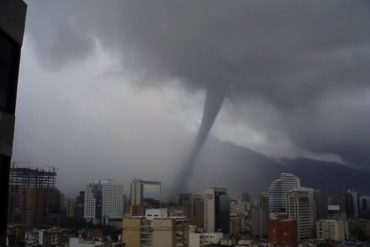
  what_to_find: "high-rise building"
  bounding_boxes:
[179,193,192,219]
[359,195,370,219]
[204,187,230,233]
[8,167,62,227]
[287,187,314,241]
[317,219,348,241]
[229,200,250,235]
[327,193,348,219]
[130,179,161,216]
[345,191,360,219]
[178,193,205,229]
[73,191,85,220]
[251,193,269,239]
[122,215,188,247]
[314,190,329,220]
[268,173,300,216]
[84,180,123,224]
[0,0,27,244]
[191,194,205,229]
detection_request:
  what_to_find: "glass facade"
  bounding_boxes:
[215,193,230,233]
[0,30,21,114]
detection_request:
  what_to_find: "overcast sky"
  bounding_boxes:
[13,0,370,196]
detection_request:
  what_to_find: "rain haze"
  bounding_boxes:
[13,0,370,196]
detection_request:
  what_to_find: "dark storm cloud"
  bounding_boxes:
[26,0,370,167]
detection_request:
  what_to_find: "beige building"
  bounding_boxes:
[122,217,188,247]
[317,219,348,241]
[287,188,314,241]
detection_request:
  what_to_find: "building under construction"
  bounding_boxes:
[8,166,62,228]
[9,166,57,189]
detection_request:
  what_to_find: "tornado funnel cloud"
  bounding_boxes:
[175,85,225,193]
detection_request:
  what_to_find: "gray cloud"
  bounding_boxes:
[22,0,370,175]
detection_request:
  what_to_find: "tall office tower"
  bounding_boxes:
[314,190,329,220]
[122,216,189,247]
[345,191,359,219]
[328,193,348,219]
[179,193,192,219]
[8,167,62,227]
[130,179,161,216]
[229,200,250,235]
[0,0,27,244]
[359,195,370,218]
[73,191,85,220]
[287,187,314,241]
[191,194,205,229]
[251,193,270,239]
[204,187,230,233]
[84,180,123,224]
[268,173,301,216]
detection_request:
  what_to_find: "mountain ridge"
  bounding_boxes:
[187,137,370,196]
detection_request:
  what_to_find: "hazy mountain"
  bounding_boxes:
[188,137,370,197]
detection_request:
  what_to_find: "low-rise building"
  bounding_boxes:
[317,219,348,241]
[189,225,223,247]
[69,237,103,247]
[269,213,297,247]
[122,215,188,247]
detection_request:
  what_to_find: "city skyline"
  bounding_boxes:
[3,0,370,246]
[7,164,370,246]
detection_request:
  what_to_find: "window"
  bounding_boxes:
[0,30,21,114]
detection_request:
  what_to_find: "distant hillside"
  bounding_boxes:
[282,157,370,194]
[187,137,370,197]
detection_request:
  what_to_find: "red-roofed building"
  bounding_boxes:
[269,213,297,247]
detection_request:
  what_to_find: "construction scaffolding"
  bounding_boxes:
[8,165,61,227]
[9,166,57,189]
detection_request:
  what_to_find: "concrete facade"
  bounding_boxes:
[204,187,229,233]
[269,213,297,247]
[0,1,27,243]
[287,188,314,241]
[122,217,188,247]
[130,179,161,216]
[84,181,123,224]
[317,219,348,241]
[189,226,223,247]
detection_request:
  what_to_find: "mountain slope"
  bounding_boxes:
[187,137,370,196]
